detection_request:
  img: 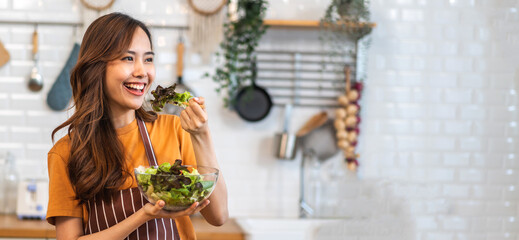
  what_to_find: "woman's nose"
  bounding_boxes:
[132,61,146,78]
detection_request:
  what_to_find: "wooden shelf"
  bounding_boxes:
[264,19,376,29]
[264,19,320,28]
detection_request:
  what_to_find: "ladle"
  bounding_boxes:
[28,27,43,92]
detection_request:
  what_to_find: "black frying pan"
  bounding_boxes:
[234,59,273,122]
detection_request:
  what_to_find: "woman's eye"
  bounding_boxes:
[145,58,154,63]
[122,56,133,61]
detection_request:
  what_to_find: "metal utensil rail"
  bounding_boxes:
[255,49,355,108]
[0,20,189,30]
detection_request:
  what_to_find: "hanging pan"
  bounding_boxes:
[234,59,273,122]
[301,118,339,162]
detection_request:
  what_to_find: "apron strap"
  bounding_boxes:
[137,117,158,166]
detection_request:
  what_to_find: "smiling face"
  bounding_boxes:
[104,27,155,118]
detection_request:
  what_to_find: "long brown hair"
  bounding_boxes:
[52,12,157,204]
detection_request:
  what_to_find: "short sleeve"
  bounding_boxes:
[176,118,197,166]
[46,152,83,225]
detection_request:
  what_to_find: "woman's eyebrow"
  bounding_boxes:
[127,50,155,55]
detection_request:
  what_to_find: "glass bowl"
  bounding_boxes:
[134,165,219,211]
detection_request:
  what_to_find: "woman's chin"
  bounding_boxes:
[126,101,144,111]
[132,104,144,110]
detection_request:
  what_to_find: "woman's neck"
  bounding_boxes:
[110,110,136,129]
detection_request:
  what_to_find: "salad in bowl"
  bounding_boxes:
[135,160,218,211]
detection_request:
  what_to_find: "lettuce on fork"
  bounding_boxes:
[150,84,194,112]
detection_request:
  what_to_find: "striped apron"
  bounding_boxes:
[84,118,180,239]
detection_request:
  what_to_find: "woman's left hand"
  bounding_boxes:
[180,97,208,135]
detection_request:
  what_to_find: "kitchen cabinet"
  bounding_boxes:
[0,214,244,240]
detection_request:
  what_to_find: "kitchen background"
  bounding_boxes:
[0,0,518,240]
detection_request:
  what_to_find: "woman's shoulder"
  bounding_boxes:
[48,135,71,161]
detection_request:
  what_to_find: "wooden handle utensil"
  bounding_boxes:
[296,111,328,137]
[32,29,38,56]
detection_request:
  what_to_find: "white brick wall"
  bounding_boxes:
[0,0,518,239]
[317,0,519,239]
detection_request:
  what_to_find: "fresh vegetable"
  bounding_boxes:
[135,160,215,208]
[150,84,194,112]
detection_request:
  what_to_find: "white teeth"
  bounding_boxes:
[125,83,144,90]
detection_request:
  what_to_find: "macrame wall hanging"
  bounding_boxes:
[80,0,115,12]
[79,0,116,38]
[187,0,227,63]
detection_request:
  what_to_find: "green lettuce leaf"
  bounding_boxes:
[150,84,194,112]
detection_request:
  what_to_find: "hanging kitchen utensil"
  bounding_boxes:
[46,43,80,111]
[296,111,328,138]
[164,34,196,116]
[301,118,339,162]
[187,0,226,63]
[0,39,10,68]
[47,25,81,111]
[234,59,273,122]
[299,148,325,218]
[274,104,297,160]
[28,26,43,92]
[299,119,337,207]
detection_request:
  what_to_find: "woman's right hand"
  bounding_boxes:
[142,199,210,220]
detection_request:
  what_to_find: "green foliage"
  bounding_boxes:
[319,0,373,78]
[321,0,372,41]
[210,0,269,107]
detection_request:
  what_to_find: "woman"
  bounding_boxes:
[46,12,228,240]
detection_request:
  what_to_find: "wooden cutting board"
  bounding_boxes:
[0,40,10,67]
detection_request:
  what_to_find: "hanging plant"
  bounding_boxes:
[319,0,373,72]
[322,0,372,39]
[209,0,269,107]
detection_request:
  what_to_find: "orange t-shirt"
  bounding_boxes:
[46,114,197,240]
